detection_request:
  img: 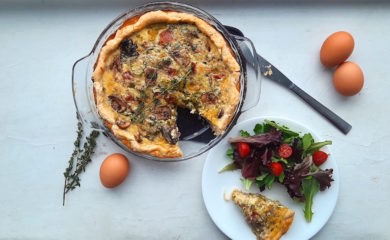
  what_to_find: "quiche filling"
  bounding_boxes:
[231,190,294,240]
[93,11,240,158]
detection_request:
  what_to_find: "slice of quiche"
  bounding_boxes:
[93,10,241,158]
[231,189,294,240]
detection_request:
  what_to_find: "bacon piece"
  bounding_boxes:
[213,73,225,80]
[167,68,177,77]
[164,95,177,104]
[122,71,133,81]
[158,29,173,46]
[191,62,197,74]
[125,95,134,102]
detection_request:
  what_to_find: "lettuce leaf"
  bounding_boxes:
[278,171,285,183]
[264,119,299,138]
[302,133,314,152]
[229,129,282,146]
[240,130,250,137]
[226,147,234,160]
[253,123,264,135]
[307,140,332,154]
[241,178,254,190]
[242,148,271,178]
[305,168,334,191]
[255,173,275,190]
[218,163,238,173]
[283,157,312,200]
[302,177,320,222]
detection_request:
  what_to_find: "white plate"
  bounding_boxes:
[202,117,339,240]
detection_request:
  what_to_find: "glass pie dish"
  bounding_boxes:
[72,1,261,161]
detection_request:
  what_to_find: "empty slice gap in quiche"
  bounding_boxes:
[92,10,241,158]
[231,189,295,240]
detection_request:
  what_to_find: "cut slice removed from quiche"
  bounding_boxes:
[231,189,294,240]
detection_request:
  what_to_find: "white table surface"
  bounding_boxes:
[1,1,389,239]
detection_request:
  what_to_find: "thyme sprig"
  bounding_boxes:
[62,115,100,206]
[159,67,194,94]
[63,115,83,181]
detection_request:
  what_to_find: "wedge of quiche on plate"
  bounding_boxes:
[231,189,295,240]
[93,10,241,158]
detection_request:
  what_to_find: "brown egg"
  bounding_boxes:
[320,31,354,68]
[333,62,364,96]
[100,153,130,188]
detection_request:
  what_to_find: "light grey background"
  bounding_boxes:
[1,1,389,239]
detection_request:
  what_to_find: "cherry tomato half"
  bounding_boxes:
[270,162,283,177]
[312,150,328,166]
[237,143,250,158]
[278,143,293,158]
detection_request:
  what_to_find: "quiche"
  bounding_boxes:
[231,190,294,240]
[93,11,241,158]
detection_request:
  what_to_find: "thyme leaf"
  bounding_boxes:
[63,115,83,179]
[62,115,100,206]
[131,102,145,122]
[167,67,193,93]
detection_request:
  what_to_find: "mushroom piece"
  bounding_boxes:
[161,125,181,144]
[170,48,190,67]
[187,30,199,38]
[218,108,224,119]
[145,67,158,86]
[116,120,131,129]
[201,92,218,104]
[111,56,121,73]
[134,133,142,143]
[108,95,127,113]
[154,106,172,120]
[120,39,139,59]
[161,58,172,68]
[205,40,211,52]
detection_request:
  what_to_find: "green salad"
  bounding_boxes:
[220,120,334,222]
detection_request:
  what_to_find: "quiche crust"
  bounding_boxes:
[93,10,241,158]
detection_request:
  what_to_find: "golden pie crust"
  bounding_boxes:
[93,10,240,158]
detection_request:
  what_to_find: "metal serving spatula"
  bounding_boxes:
[224,25,352,135]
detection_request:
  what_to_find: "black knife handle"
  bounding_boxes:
[291,85,352,134]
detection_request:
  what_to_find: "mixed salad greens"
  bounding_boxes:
[220,120,334,222]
